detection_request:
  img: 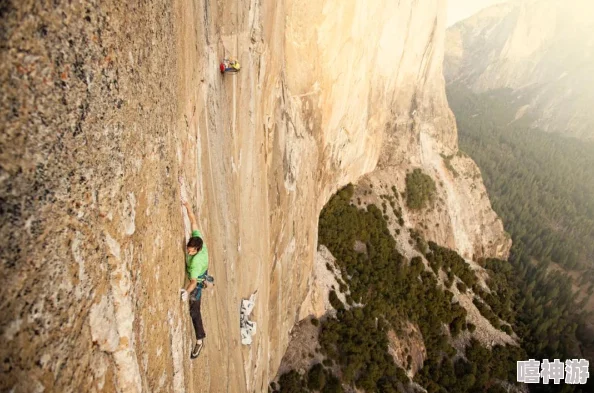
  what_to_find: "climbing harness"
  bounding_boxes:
[191,271,215,301]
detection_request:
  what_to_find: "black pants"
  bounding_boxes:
[189,294,206,340]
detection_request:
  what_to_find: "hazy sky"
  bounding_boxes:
[447,0,506,26]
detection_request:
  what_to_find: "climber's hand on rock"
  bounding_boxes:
[180,289,188,302]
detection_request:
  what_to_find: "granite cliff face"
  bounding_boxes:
[445,0,594,139]
[1,0,508,392]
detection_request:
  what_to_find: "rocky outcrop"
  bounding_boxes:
[387,325,426,377]
[0,0,508,392]
[445,0,594,139]
[360,144,511,262]
[298,246,348,321]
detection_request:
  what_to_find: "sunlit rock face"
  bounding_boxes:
[0,0,508,392]
[445,0,594,139]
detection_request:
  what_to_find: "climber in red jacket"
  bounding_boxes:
[220,58,241,74]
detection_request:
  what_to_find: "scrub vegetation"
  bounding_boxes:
[405,169,436,210]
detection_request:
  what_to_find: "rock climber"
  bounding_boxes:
[180,197,209,359]
[220,58,241,74]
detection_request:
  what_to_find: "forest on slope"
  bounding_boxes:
[447,84,594,272]
[447,83,594,389]
[274,184,592,393]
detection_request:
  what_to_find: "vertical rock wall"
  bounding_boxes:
[1,1,182,392]
[0,0,508,392]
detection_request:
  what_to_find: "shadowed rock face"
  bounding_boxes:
[445,0,594,139]
[1,1,181,392]
[0,0,508,392]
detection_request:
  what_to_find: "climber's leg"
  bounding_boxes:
[189,296,206,340]
[189,296,205,359]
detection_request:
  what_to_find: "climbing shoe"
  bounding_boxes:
[191,340,203,359]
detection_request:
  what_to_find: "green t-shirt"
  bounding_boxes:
[186,229,209,281]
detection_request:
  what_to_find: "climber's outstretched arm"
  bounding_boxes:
[182,200,199,232]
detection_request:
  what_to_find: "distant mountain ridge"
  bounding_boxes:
[445,0,594,139]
